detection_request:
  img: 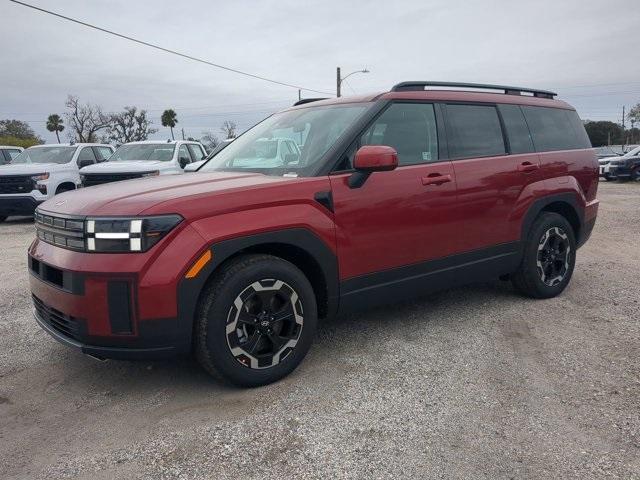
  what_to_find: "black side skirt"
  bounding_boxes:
[338,242,522,313]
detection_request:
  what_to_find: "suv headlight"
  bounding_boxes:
[85,214,182,252]
[31,173,49,181]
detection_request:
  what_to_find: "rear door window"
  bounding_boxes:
[360,103,439,166]
[93,146,114,162]
[77,147,97,164]
[187,144,205,161]
[446,104,506,159]
[178,144,192,162]
[521,106,591,151]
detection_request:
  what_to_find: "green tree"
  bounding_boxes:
[46,114,65,143]
[161,109,178,140]
[584,120,624,147]
[0,119,40,140]
[0,135,42,148]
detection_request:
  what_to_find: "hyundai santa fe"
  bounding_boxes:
[28,81,599,387]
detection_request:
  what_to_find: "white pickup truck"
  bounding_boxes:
[0,143,114,221]
[79,140,207,187]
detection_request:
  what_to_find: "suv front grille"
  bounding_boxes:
[0,175,35,194]
[82,172,147,187]
[32,294,82,341]
[35,211,85,250]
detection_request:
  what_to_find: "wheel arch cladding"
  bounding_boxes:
[521,193,583,242]
[56,182,76,193]
[176,228,339,350]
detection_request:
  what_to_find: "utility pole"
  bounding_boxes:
[298,89,301,101]
[622,106,625,130]
[181,128,185,140]
[336,67,341,97]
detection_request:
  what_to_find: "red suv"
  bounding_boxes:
[28,82,599,386]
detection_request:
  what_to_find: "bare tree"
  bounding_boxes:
[200,130,220,151]
[220,120,237,139]
[107,107,157,145]
[64,95,109,143]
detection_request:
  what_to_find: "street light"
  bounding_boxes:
[336,67,370,97]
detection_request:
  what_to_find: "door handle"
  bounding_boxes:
[422,173,452,186]
[518,162,539,173]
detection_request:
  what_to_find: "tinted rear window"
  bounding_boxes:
[446,104,506,159]
[498,104,535,154]
[522,106,591,152]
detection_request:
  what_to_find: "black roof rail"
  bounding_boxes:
[391,81,557,99]
[293,98,329,106]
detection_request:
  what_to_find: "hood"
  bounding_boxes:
[0,163,63,175]
[81,160,170,173]
[38,171,298,217]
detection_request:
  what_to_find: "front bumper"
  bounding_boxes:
[28,221,209,360]
[0,196,43,216]
[608,165,631,178]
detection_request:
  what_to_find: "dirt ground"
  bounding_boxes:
[0,181,638,479]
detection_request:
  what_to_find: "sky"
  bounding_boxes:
[1,0,639,144]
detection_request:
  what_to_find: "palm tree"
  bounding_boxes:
[46,114,64,143]
[161,109,178,140]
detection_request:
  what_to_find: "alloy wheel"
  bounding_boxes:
[225,279,304,369]
[536,227,571,287]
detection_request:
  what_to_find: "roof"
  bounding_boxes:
[27,143,110,148]
[288,82,573,111]
[125,140,203,145]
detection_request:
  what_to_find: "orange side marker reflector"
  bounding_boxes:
[185,250,212,279]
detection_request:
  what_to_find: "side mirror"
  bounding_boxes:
[349,145,398,188]
[179,156,190,168]
[78,159,93,168]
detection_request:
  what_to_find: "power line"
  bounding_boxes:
[8,0,334,96]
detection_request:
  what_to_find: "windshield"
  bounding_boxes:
[110,144,176,161]
[10,146,77,164]
[199,104,368,176]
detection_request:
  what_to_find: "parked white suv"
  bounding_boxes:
[80,140,207,187]
[0,145,24,165]
[0,143,114,221]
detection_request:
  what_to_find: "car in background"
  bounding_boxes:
[184,138,234,172]
[608,145,640,181]
[0,145,24,165]
[80,140,207,187]
[0,143,114,222]
[595,146,622,160]
[622,144,639,154]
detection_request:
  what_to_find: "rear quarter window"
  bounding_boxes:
[522,106,591,152]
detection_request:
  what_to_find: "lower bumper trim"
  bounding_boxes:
[0,196,43,216]
[34,310,178,360]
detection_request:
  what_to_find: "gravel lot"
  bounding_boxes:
[1,181,638,479]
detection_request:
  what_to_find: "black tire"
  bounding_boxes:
[632,167,640,182]
[511,212,576,299]
[0,216,7,223]
[604,174,611,181]
[195,254,317,387]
